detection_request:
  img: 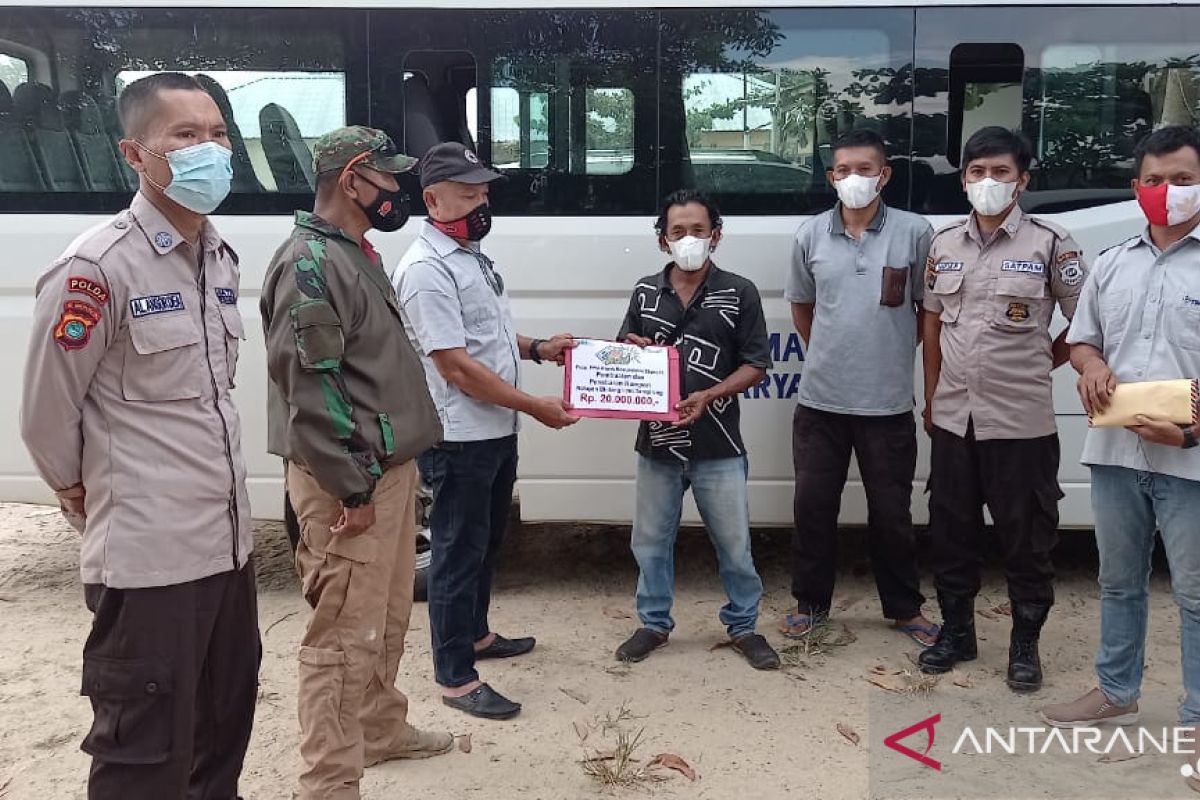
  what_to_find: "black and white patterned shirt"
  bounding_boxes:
[618,263,771,462]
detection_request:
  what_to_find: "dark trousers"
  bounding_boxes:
[81,561,260,800]
[418,435,518,688]
[790,404,925,619]
[928,423,1061,605]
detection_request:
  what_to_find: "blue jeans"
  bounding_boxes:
[631,455,763,638]
[1091,465,1200,725]
[417,436,518,689]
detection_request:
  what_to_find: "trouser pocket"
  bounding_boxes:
[298,646,348,761]
[80,656,174,765]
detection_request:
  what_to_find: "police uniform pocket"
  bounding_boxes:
[1169,302,1200,351]
[122,316,203,401]
[219,305,245,388]
[80,656,173,765]
[929,271,964,323]
[992,273,1045,332]
[291,300,344,371]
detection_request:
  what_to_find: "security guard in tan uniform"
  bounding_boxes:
[261,126,450,800]
[919,127,1087,692]
[19,73,258,799]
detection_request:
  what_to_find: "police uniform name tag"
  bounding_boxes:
[130,292,185,318]
[1001,260,1046,274]
[564,338,680,422]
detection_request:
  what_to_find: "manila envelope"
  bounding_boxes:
[1089,378,1198,428]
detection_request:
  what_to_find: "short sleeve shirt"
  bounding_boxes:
[618,264,771,461]
[393,222,521,442]
[923,206,1087,440]
[1067,228,1200,483]
[786,203,933,416]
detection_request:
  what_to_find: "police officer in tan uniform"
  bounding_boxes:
[918,127,1087,692]
[19,73,258,799]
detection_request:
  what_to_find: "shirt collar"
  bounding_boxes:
[420,219,467,258]
[130,191,221,255]
[966,203,1024,245]
[1135,221,1200,252]
[654,261,722,292]
[294,210,355,243]
[828,201,887,236]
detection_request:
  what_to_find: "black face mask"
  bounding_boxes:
[431,202,492,241]
[353,173,410,232]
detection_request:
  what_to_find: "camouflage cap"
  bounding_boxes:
[312,126,417,175]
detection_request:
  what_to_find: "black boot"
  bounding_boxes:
[1007,602,1050,692]
[919,593,977,674]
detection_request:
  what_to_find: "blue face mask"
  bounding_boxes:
[137,140,233,214]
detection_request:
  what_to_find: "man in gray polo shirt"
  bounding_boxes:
[393,142,577,721]
[1040,127,1200,791]
[782,129,938,647]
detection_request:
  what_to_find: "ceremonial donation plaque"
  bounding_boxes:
[564,338,681,422]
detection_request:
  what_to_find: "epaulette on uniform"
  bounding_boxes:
[931,217,969,242]
[1027,215,1073,240]
[1098,234,1141,258]
[64,209,137,265]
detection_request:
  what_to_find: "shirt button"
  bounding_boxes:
[145,682,159,694]
[1136,370,1144,377]
[113,220,127,229]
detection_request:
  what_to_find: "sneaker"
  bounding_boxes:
[731,633,781,671]
[365,728,455,766]
[1038,688,1139,728]
[615,628,668,662]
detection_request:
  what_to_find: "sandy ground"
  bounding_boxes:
[0,503,1196,800]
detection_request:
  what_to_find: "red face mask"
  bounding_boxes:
[1135,182,1170,226]
[1135,180,1200,226]
[431,203,492,241]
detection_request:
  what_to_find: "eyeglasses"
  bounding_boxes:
[470,250,505,297]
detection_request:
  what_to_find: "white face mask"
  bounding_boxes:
[834,173,882,210]
[668,235,711,272]
[965,177,1018,217]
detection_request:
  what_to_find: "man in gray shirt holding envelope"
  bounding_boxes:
[1041,127,1200,794]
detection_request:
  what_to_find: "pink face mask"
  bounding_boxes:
[1136,181,1200,226]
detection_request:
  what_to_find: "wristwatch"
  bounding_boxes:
[529,338,545,364]
[1183,426,1198,449]
[342,491,373,508]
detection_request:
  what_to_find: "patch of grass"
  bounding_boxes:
[580,726,665,790]
[779,621,857,668]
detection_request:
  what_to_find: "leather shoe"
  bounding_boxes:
[476,634,536,660]
[442,683,522,720]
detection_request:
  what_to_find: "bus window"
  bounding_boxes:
[586,88,634,175]
[947,44,1024,168]
[0,7,363,213]
[661,8,915,215]
[916,4,1200,215]
[0,52,29,95]
[117,69,347,193]
[489,87,550,169]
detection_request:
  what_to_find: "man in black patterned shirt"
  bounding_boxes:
[614,190,779,670]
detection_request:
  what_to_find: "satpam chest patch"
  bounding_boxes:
[1001,260,1046,275]
[53,300,102,350]
[1006,302,1030,322]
